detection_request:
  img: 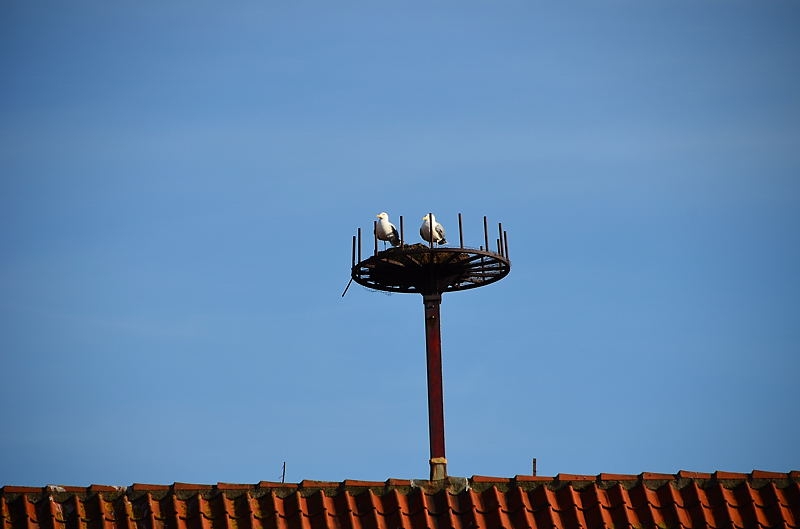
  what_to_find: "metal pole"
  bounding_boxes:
[498,222,504,256]
[483,216,489,253]
[422,293,447,480]
[458,213,464,248]
[428,212,434,248]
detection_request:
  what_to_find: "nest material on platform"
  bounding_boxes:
[362,244,490,293]
[376,243,472,265]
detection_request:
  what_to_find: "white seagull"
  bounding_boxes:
[375,212,401,247]
[420,213,447,245]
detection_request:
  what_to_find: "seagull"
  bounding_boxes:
[375,212,401,247]
[420,213,447,245]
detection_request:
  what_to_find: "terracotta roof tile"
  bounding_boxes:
[639,471,676,481]
[555,473,595,482]
[470,475,512,485]
[341,479,385,488]
[214,483,252,491]
[3,472,799,529]
[596,472,636,482]
[512,475,553,484]
[298,479,338,489]
[129,484,170,492]
[86,485,120,493]
[713,471,750,480]
[677,470,713,480]
[753,470,791,480]
[1,487,40,494]
[171,482,214,491]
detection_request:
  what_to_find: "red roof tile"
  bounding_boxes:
[2,471,798,529]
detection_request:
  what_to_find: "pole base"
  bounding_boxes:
[429,457,447,481]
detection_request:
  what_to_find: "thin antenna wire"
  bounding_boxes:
[341,277,353,297]
[281,462,286,483]
[343,233,357,297]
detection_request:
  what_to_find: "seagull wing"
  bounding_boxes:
[435,223,446,244]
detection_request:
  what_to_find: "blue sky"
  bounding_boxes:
[1,2,798,487]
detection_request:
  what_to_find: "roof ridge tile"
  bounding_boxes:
[597,473,638,482]
[40,485,85,493]
[1,486,41,494]
[677,470,713,480]
[300,480,340,489]
[172,482,213,491]
[87,485,121,493]
[215,483,252,490]
[639,472,676,481]
[555,473,595,481]
[750,470,788,480]
[712,471,750,481]
[257,481,298,489]
[513,475,554,483]
[470,475,512,483]
[341,480,386,488]
[130,483,170,491]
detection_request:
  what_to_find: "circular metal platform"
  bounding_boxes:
[351,243,510,295]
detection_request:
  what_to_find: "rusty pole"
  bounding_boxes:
[423,293,447,480]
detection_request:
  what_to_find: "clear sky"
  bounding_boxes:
[1,1,798,487]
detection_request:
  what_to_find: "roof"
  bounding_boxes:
[2,471,799,529]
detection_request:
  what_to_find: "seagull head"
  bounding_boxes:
[376,212,389,220]
[422,214,436,222]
